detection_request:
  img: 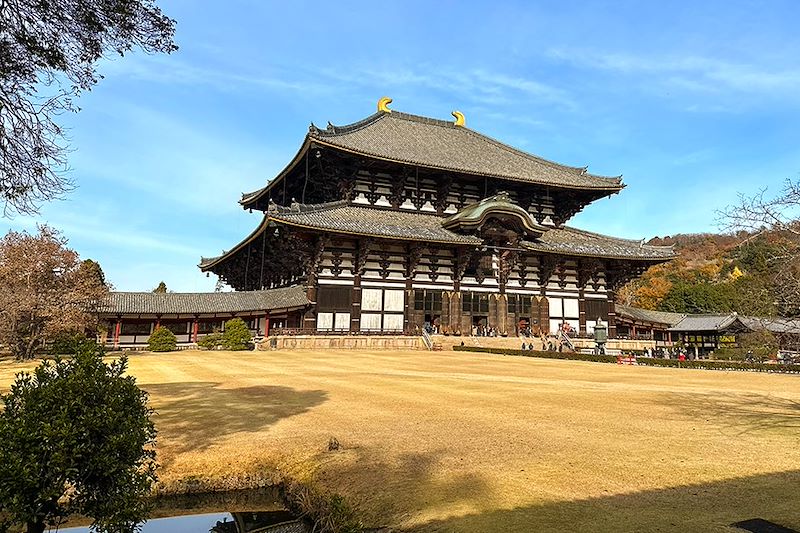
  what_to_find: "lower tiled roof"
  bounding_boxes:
[102,286,309,316]
[270,202,483,244]
[522,227,676,260]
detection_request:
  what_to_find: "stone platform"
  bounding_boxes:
[262,335,423,350]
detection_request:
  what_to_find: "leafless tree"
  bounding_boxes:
[0,0,177,216]
[0,225,109,358]
[719,178,800,317]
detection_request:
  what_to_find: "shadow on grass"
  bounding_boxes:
[317,448,496,528]
[401,469,800,533]
[666,391,800,436]
[143,381,327,459]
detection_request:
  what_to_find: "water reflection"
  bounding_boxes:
[47,489,307,533]
[55,511,306,533]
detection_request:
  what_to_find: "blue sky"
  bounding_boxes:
[3,0,800,292]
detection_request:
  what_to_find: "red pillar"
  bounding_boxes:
[113,320,121,349]
[264,313,270,335]
[192,319,199,343]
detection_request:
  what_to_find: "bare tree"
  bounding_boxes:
[0,225,109,358]
[0,0,177,216]
[719,177,800,317]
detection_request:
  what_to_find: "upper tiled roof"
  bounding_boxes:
[309,111,623,191]
[268,201,484,245]
[522,227,677,261]
[101,286,309,316]
[615,304,685,326]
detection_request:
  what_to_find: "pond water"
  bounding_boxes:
[46,489,307,533]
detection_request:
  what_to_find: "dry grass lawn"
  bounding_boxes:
[2,349,800,532]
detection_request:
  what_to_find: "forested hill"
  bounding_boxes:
[617,231,795,317]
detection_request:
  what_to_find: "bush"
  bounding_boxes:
[0,342,157,533]
[222,318,252,351]
[452,345,800,373]
[148,326,177,352]
[196,332,223,350]
[49,332,99,356]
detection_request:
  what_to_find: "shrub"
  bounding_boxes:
[196,332,223,350]
[49,332,98,356]
[148,326,177,352]
[222,318,252,351]
[452,346,800,373]
[0,342,157,533]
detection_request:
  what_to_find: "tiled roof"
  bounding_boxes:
[522,227,677,261]
[738,316,800,335]
[668,314,739,332]
[268,201,484,245]
[309,111,623,191]
[615,304,685,326]
[101,286,309,316]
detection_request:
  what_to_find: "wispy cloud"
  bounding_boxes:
[102,53,578,112]
[546,48,800,103]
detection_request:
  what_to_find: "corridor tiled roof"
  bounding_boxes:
[102,285,309,315]
[668,314,739,332]
[310,111,623,190]
[522,227,677,260]
[615,304,685,326]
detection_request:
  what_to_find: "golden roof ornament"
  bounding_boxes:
[377,96,393,113]
[452,110,465,127]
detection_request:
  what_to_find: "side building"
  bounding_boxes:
[99,286,308,348]
[199,99,676,338]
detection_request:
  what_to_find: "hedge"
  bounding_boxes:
[452,345,800,374]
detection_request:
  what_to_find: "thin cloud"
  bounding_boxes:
[547,47,800,99]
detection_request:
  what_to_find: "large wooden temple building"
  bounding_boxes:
[199,99,676,338]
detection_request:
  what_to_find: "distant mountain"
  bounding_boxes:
[617,231,789,317]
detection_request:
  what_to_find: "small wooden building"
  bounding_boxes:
[614,304,685,343]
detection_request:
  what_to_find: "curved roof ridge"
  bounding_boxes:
[459,125,622,183]
[110,285,303,297]
[313,111,387,136]
[271,199,349,213]
[561,226,674,249]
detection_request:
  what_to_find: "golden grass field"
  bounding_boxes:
[2,349,800,532]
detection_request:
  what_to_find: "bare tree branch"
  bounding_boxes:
[0,0,177,215]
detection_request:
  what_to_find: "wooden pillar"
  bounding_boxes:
[607,291,617,339]
[192,318,199,343]
[264,313,271,336]
[488,294,498,330]
[350,274,362,332]
[578,288,587,334]
[441,292,450,333]
[538,296,550,335]
[404,280,413,334]
[497,294,508,335]
[450,291,462,334]
[113,319,121,349]
[304,283,317,330]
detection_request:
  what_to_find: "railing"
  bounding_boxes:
[557,329,575,351]
[269,328,414,336]
[421,329,433,350]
